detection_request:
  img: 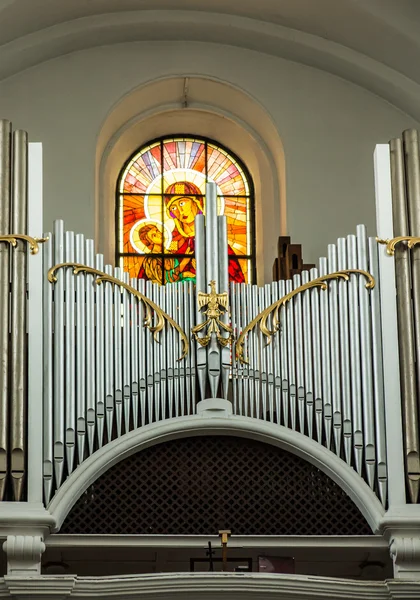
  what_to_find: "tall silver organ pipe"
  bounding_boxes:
[347,234,363,474]
[0,120,11,501]
[95,253,105,447]
[318,257,332,450]
[401,131,420,503]
[64,231,76,474]
[113,266,123,438]
[309,267,323,443]
[85,239,96,456]
[337,238,352,465]
[205,184,220,399]
[368,238,387,506]
[42,233,53,503]
[293,273,305,433]
[53,220,65,489]
[195,214,206,400]
[301,271,314,439]
[10,130,28,501]
[218,215,230,399]
[327,244,342,458]
[75,234,86,464]
[357,224,376,489]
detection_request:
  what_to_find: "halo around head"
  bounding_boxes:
[129,219,172,254]
[144,168,225,222]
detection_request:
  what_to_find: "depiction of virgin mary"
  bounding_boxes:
[165,181,245,283]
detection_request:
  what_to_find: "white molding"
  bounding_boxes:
[47,415,385,533]
[374,145,406,507]
[4,575,75,598]
[196,398,233,417]
[46,534,388,549]
[27,142,44,503]
[0,502,55,534]
[1,572,420,599]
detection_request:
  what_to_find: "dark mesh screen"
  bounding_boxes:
[61,436,372,535]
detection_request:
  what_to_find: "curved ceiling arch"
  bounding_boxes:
[1,6,420,120]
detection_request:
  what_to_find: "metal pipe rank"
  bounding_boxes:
[206,183,220,398]
[218,215,230,400]
[0,119,11,501]
[42,233,53,503]
[194,213,207,401]
[402,130,420,503]
[75,234,86,463]
[337,238,352,466]
[65,231,76,473]
[10,129,28,501]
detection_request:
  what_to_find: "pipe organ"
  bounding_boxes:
[231,229,387,505]
[40,210,388,505]
[0,121,32,502]
[2,117,420,525]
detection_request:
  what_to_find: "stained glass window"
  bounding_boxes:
[117,136,255,285]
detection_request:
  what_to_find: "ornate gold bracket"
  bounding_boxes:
[0,234,48,255]
[236,269,375,364]
[48,262,189,360]
[191,280,233,348]
[376,236,420,256]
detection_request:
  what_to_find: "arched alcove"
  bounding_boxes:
[48,416,384,533]
[61,436,372,535]
[96,76,286,285]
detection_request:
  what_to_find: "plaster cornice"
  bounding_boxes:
[2,572,420,599]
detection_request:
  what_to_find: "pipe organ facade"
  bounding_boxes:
[2,118,420,597]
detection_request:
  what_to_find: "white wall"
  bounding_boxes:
[0,41,417,277]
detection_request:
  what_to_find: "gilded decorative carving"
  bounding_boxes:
[376,235,420,255]
[0,234,48,255]
[48,263,189,360]
[236,269,375,364]
[191,280,233,348]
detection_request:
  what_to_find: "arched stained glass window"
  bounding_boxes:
[117,136,255,285]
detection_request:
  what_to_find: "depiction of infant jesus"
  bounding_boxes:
[136,222,196,285]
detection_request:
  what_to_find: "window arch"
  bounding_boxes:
[116,136,255,284]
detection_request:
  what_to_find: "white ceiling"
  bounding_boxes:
[1,0,420,119]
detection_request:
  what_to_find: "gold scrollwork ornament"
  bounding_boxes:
[0,234,48,255]
[236,269,375,364]
[376,236,420,256]
[48,262,189,360]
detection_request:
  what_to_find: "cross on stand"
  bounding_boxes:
[219,529,231,572]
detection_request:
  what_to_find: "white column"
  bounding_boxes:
[374,144,406,507]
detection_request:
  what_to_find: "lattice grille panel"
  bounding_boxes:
[61,436,372,535]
